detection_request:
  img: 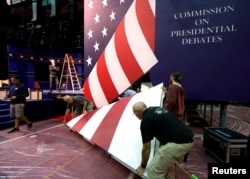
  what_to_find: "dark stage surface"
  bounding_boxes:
[0,105,249,179]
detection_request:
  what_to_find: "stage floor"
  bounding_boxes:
[0,117,138,179]
[0,105,249,179]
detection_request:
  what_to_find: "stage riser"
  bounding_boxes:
[0,99,66,129]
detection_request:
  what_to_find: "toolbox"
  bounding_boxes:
[203,127,248,163]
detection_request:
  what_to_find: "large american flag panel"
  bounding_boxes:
[83,0,158,108]
[67,83,164,177]
[84,0,250,105]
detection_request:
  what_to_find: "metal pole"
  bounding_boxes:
[219,104,227,127]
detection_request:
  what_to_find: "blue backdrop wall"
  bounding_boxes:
[150,0,250,103]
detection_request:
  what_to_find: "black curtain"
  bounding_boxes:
[34,62,50,81]
[34,61,62,81]
[0,35,8,80]
[0,1,11,80]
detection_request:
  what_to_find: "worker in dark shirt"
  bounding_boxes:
[63,95,93,123]
[163,72,185,120]
[49,59,60,93]
[132,101,194,179]
[4,75,32,133]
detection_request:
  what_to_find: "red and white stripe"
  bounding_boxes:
[67,83,163,173]
[84,0,157,108]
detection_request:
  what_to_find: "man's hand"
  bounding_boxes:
[63,115,67,124]
[161,86,167,93]
[10,96,16,100]
[136,166,145,177]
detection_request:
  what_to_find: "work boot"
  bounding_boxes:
[27,122,33,129]
[8,128,20,133]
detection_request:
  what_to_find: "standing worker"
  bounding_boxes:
[49,59,60,93]
[4,75,32,133]
[163,72,185,120]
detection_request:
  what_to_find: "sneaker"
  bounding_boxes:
[8,128,19,133]
[27,122,33,129]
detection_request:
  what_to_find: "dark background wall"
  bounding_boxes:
[0,0,84,86]
[0,36,8,80]
[0,0,9,79]
[150,0,250,104]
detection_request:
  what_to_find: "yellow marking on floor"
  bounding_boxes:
[42,146,93,179]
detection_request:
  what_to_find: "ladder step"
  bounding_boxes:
[59,53,81,91]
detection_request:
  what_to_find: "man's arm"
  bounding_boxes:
[82,101,88,114]
[49,65,59,72]
[136,141,151,176]
[63,108,71,123]
[49,65,54,71]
